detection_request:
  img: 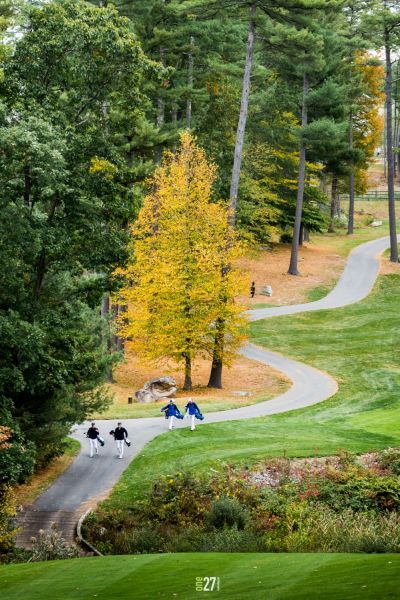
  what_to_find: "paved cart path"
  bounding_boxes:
[16,235,397,546]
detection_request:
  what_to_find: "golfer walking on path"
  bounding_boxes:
[161,399,183,430]
[110,422,129,459]
[86,422,100,458]
[184,398,204,431]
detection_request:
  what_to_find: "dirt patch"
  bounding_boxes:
[380,254,400,275]
[239,243,345,307]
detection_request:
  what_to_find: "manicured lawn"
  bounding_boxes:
[100,274,400,508]
[1,553,399,600]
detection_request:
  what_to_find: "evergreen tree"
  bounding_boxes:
[363,0,400,261]
[0,0,158,466]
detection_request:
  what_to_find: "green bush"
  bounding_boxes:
[205,497,248,530]
[316,476,400,512]
[165,526,204,553]
[110,526,165,555]
[198,528,263,552]
[379,448,400,475]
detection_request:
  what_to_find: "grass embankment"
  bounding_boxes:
[13,438,80,507]
[1,553,399,600]
[99,273,400,508]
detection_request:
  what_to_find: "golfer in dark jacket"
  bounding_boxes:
[184,398,203,431]
[110,422,128,459]
[161,399,182,430]
[86,422,99,458]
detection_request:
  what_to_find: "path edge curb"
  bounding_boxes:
[76,509,103,557]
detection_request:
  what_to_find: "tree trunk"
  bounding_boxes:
[288,72,308,276]
[101,295,114,382]
[157,47,166,128]
[384,29,398,262]
[329,175,339,232]
[116,302,127,352]
[383,103,387,180]
[228,3,256,227]
[186,35,194,129]
[397,151,400,185]
[207,317,224,389]
[303,226,310,242]
[111,302,119,351]
[208,5,256,389]
[183,353,192,390]
[299,222,304,246]
[347,109,355,234]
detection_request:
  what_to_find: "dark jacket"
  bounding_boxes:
[161,402,180,418]
[111,427,128,440]
[87,426,99,440]
[185,401,200,416]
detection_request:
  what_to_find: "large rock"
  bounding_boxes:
[135,376,177,403]
[261,284,273,297]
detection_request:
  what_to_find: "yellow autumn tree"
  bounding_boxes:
[354,53,385,191]
[119,132,247,390]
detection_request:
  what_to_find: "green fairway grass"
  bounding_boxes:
[1,553,399,600]
[99,274,400,508]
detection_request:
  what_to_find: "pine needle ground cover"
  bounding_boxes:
[1,554,399,600]
[100,274,400,507]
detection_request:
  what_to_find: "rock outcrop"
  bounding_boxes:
[135,376,177,403]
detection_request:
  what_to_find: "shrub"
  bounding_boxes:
[165,525,205,552]
[264,506,400,553]
[29,526,79,561]
[0,485,17,555]
[109,526,165,555]
[206,497,248,531]
[197,528,263,552]
[379,448,400,475]
[316,476,400,512]
[146,471,211,526]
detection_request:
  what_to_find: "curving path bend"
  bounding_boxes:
[15,235,397,546]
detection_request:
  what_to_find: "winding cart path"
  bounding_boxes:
[16,235,397,546]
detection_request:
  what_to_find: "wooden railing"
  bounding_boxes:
[340,190,400,201]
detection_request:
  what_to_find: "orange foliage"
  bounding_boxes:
[0,426,12,450]
[353,53,384,191]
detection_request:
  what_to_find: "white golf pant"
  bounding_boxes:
[116,439,124,458]
[190,414,196,430]
[168,416,175,430]
[89,438,98,457]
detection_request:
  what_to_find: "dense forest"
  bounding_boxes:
[0,0,399,496]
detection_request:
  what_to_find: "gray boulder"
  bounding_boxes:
[135,376,177,403]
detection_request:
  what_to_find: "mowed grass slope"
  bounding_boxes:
[1,554,400,600]
[101,274,400,508]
